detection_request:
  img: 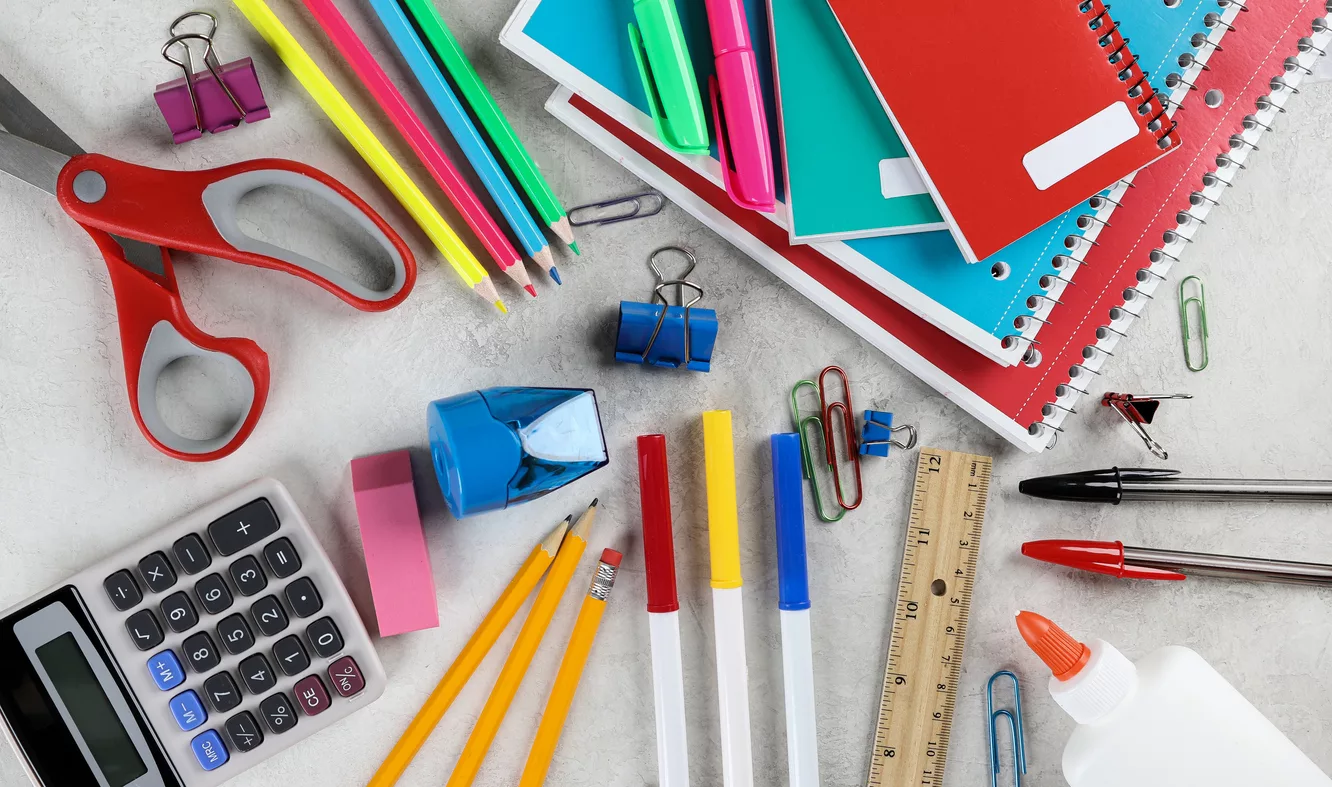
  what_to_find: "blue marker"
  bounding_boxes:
[365,0,556,277]
[772,433,820,786]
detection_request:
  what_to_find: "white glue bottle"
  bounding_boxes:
[1016,610,1332,787]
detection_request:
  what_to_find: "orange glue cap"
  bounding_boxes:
[1016,610,1092,681]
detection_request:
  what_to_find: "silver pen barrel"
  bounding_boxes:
[1120,477,1332,502]
[1125,546,1332,587]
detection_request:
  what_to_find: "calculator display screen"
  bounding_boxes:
[34,632,147,786]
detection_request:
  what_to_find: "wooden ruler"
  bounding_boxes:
[866,448,992,787]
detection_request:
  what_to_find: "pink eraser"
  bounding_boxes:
[600,548,623,567]
[350,450,439,637]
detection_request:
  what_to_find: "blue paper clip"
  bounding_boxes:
[615,246,718,372]
[987,670,1027,787]
[859,410,918,457]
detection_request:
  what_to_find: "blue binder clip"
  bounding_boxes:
[615,246,718,372]
[860,410,918,457]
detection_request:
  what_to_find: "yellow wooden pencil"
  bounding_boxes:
[446,500,598,787]
[368,519,569,787]
[231,0,506,313]
[518,548,622,787]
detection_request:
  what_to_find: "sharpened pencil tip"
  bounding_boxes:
[524,284,538,297]
[570,241,581,256]
[590,498,599,508]
[494,300,508,314]
[549,267,562,285]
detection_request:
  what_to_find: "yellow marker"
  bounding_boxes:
[446,500,598,787]
[702,409,754,785]
[517,548,622,787]
[368,519,569,786]
[231,0,505,313]
[703,410,742,589]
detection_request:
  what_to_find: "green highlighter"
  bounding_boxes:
[628,0,710,155]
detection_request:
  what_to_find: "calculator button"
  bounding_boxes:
[172,533,212,575]
[203,672,242,713]
[328,656,366,698]
[160,592,198,634]
[294,675,331,717]
[183,632,221,673]
[195,573,234,615]
[126,609,164,651]
[263,538,301,579]
[229,555,268,597]
[306,617,344,658]
[148,650,185,691]
[208,498,280,557]
[284,577,323,619]
[217,614,255,656]
[138,552,177,594]
[251,595,289,637]
[272,635,309,677]
[259,693,297,735]
[190,730,229,772]
[225,712,264,753]
[169,690,208,731]
[104,570,142,611]
[239,654,276,695]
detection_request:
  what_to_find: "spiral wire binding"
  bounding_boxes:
[1000,0,1179,365]
[1029,0,1330,447]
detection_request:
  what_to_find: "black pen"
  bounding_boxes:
[1019,467,1332,504]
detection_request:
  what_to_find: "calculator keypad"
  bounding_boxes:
[138,552,177,594]
[90,491,379,781]
[160,591,198,634]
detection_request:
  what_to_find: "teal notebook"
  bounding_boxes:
[769,0,945,242]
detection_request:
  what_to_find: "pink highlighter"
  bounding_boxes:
[705,0,777,212]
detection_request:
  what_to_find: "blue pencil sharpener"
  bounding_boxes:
[614,246,718,372]
[427,387,609,519]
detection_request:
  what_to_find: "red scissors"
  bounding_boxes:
[0,73,416,461]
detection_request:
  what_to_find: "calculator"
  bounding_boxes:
[0,479,386,787]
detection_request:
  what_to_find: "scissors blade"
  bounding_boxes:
[0,71,84,159]
[0,128,68,195]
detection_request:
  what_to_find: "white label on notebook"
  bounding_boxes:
[879,157,928,199]
[1022,102,1140,190]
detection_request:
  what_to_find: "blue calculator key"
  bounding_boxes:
[148,650,185,691]
[170,690,208,731]
[190,730,230,772]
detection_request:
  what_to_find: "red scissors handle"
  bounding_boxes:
[56,153,416,311]
[83,227,270,461]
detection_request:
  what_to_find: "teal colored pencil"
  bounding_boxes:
[364,0,560,283]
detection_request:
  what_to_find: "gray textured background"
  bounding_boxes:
[3,1,1332,785]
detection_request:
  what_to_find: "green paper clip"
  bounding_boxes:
[791,380,846,523]
[1179,275,1208,372]
[627,0,710,155]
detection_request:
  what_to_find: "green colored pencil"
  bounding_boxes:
[402,0,579,255]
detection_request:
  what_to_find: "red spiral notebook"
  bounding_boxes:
[826,0,1182,263]
[546,0,1326,451]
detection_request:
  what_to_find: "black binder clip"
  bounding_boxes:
[1101,392,1192,460]
[615,246,718,372]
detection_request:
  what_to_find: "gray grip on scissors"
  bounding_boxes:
[201,170,408,301]
[137,321,255,456]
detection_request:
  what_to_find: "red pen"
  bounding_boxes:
[704,0,776,212]
[1022,539,1332,587]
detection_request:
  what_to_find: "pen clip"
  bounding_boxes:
[629,23,686,154]
[708,75,765,212]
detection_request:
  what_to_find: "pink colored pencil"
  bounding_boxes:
[301,0,536,297]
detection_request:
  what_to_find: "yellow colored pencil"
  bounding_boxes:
[231,0,506,313]
[368,519,569,787]
[518,549,622,787]
[446,500,598,787]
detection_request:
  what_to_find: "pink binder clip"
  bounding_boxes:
[154,12,270,144]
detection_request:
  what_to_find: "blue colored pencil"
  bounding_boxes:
[364,0,559,282]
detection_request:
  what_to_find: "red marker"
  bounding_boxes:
[1022,539,1332,586]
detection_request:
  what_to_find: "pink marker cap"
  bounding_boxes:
[350,450,439,636]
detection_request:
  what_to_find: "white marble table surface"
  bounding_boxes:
[3,1,1332,785]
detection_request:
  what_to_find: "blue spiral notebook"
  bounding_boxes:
[502,0,1214,365]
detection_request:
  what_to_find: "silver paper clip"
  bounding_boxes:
[987,670,1027,787]
[568,191,665,227]
[1101,392,1192,460]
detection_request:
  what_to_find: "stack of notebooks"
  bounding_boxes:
[501,0,1331,451]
